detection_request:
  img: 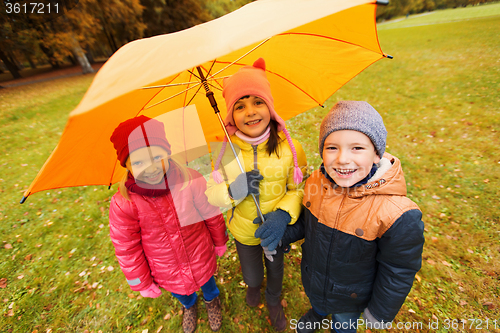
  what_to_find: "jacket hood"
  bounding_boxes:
[321,152,407,198]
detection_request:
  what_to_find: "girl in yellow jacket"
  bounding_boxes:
[205,58,307,331]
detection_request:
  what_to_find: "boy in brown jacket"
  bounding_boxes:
[279,101,424,333]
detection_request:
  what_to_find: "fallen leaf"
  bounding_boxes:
[431,237,438,243]
[483,179,489,183]
[0,278,7,288]
[281,299,287,308]
[442,260,452,267]
[483,302,494,310]
[459,300,468,306]
[426,259,436,265]
[4,244,12,249]
[7,309,14,316]
[25,254,32,261]
[408,309,416,314]
[415,274,421,283]
[156,326,163,333]
[164,313,171,320]
[128,294,135,299]
[17,275,24,280]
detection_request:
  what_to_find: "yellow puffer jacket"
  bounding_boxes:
[205,132,308,245]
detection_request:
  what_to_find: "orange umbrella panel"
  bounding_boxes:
[23,0,390,201]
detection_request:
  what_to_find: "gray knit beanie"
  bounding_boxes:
[319,101,387,158]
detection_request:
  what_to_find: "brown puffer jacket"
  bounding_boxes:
[283,152,424,322]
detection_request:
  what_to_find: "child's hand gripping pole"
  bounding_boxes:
[228,170,275,261]
[253,209,291,262]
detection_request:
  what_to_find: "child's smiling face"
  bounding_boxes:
[232,95,271,138]
[126,146,170,184]
[322,130,381,188]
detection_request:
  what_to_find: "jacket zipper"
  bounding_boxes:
[252,145,260,206]
[322,189,348,305]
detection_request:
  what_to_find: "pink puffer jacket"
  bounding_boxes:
[109,168,228,295]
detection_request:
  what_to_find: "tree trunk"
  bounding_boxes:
[0,49,22,79]
[39,43,60,69]
[23,51,37,69]
[8,51,24,70]
[70,36,94,74]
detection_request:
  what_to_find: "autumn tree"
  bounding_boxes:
[140,0,212,37]
[203,0,254,19]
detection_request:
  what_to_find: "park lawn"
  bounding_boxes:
[1,8,499,333]
[378,2,500,30]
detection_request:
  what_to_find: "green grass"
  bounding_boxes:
[1,6,500,333]
[378,1,500,30]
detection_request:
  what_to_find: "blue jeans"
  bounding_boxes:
[330,312,362,333]
[171,276,219,309]
[313,306,361,333]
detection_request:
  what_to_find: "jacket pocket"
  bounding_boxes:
[329,281,373,307]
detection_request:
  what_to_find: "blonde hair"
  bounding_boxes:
[119,156,192,201]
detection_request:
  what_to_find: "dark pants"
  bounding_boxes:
[235,239,284,306]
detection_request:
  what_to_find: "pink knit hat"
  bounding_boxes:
[212,58,303,185]
[222,58,286,135]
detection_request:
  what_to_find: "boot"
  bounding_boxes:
[295,308,327,333]
[267,302,287,332]
[204,296,222,331]
[246,285,261,307]
[182,301,197,333]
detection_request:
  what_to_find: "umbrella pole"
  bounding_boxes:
[196,67,266,223]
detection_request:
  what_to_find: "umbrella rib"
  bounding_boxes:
[277,32,383,55]
[141,77,226,89]
[143,83,201,110]
[207,38,272,80]
[266,69,323,106]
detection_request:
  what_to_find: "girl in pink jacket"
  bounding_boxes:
[109,116,228,333]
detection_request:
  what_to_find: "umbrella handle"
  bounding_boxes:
[196,66,266,222]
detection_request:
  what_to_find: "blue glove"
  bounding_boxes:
[253,209,291,251]
[228,170,263,200]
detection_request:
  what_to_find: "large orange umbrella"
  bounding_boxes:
[22,0,391,202]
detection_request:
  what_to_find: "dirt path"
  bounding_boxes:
[0,62,104,88]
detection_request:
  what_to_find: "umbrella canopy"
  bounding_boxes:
[22,0,390,201]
